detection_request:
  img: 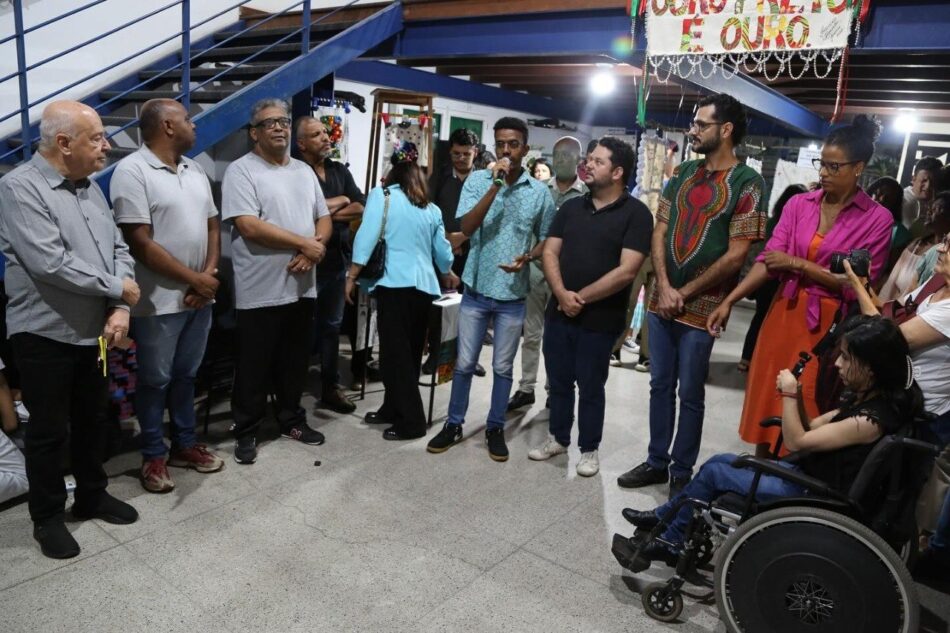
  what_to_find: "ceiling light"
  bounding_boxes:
[895,110,918,134]
[590,72,616,96]
[808,143,818,150]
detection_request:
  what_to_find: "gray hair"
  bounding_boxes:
[554,136,583,154]
[38,106,81,151]
[294,115,321,137]
[250,98,290,125]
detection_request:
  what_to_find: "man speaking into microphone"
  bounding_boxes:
[427,117,556,462]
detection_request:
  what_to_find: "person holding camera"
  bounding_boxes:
[707,115,893,457]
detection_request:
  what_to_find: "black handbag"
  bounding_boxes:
[359,187,390,281]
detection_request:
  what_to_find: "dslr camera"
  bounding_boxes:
[829,248,871,278]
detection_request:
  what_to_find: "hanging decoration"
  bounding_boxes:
[313,97,351,164]
[635,1,869,124]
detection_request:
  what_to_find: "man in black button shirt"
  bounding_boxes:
[296,116,365,413]
[429,127,479,276]
[528,137,653,477]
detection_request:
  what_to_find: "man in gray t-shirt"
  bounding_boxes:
[221,98,332,465]
[112,99,225,493]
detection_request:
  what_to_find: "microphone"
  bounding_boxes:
[493,158,510,187]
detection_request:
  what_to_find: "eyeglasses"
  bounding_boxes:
[812,158,860,175]
[689,120,721,132]
[494,140,523,150]
[253,117,291,130]
[450,150,475,160]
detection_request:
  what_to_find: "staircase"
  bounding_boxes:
[0,1,403,186]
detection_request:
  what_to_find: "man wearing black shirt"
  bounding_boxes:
[429,128,479,276]
[296,116,365,413]
[529,137,653,477]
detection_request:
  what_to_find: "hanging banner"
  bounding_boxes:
[646,1,854,57]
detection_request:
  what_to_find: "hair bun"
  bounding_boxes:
[851,114,882,143]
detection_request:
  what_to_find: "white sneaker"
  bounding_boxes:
[622,338,640,354]
[576,450,600,477]
[528,435,568,461]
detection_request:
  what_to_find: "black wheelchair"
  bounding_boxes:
[611,416,940,632]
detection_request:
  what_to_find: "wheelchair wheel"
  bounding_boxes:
[641,581,683,623]
[715,506,918,633]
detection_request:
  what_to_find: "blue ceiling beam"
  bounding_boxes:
[857,0,950,52]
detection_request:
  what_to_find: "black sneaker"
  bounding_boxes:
[282,423,325,446]
[71,492,138,525]
[427,423,463,453]
[506,390,535,411]
[473,363,487,377]
[669,475,691,500]
[33,520,80,560]
[617,462,669,489]
[485,427,509,462]
[234,436,258,464]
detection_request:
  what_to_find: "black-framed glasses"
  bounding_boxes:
[494,139,523,150]
[689,120,721,132]
[812,158,859,174]
[253,117,291,130]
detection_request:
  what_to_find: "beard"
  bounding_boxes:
[692,135,721,155]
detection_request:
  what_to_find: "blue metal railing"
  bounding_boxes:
[1,0,361,162]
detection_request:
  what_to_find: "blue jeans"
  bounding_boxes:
[646,312,715,479]
[543,316,618,452]
[447,288,526,430]
[132,306,212,459]
[315,270,346,389]
[654,453,806,545]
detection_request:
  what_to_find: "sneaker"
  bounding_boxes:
[71,492,138,525]
[576,450,600,477]
[322,386,356,414]
[669,475,691,500]
[622,338,640,354]
[282,422,325,446]
[617,462,669,489]
[609,350,622,367]
[141,457,175,493]
[234,436,258,464]
[427,423,463,453]
[507,390,535,411]
[634,357,650,373]
[485,427,509,462]
[33,519,80,560]
[527,435,568,461]
[168,444,224,473]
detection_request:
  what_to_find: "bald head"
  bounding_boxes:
[552,136,583,182]
[38,100,110,179]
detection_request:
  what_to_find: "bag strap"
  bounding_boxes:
[378,187,390,244]
[911,273,947,307]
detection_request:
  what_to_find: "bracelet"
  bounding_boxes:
[778,391,799,399]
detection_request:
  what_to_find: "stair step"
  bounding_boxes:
[101,115,137,127]
[189,42,307,63]
[140,63,282,82]
[100,88,242,104]
[212,21,354,44]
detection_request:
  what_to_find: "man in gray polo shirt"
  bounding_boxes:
[0,100,141,559]
[111,99,224,493]
[222,98,332,465]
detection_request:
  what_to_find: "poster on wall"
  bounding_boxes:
[770,158,818,216]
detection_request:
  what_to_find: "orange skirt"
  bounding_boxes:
[737,285,839,448]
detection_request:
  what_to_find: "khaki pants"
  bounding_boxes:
[517,262,552,394]
[614,258,653,358]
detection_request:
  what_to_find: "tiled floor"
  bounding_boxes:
[1,304,947,632]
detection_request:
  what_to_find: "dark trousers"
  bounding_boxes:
[375,287,431,436]
[315,270,346,390]
[11,333,109,523]
[542,316,619,452]
[740,279,779,362]
[231,299,314,438]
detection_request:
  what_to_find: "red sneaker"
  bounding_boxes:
[168,444,224,473]
[141,457,175,493]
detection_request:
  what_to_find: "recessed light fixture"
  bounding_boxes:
[895,109,918,133]
[590,72,616,96]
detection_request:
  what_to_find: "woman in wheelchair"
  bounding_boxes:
[618,315,924,573]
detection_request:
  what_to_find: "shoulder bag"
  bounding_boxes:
[359,187,389,281]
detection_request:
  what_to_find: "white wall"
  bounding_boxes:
[0,0,382,139]
[332,77,602,192]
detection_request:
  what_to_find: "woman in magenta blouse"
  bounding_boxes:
[707,115,893,456]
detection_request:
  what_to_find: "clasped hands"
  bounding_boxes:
[288,235,327,274]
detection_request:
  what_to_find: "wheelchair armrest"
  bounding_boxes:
[730,454,846,500]
[900,437,942,456]
[759,416,782,429]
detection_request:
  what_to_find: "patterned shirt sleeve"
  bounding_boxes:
[728,176,767,241]
[657,165,680,224]
[536,186,557,240]
[456,170,489,219]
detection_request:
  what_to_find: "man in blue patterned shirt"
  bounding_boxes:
[427,118,556,462]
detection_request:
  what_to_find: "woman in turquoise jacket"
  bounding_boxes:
[345,142,458,440]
